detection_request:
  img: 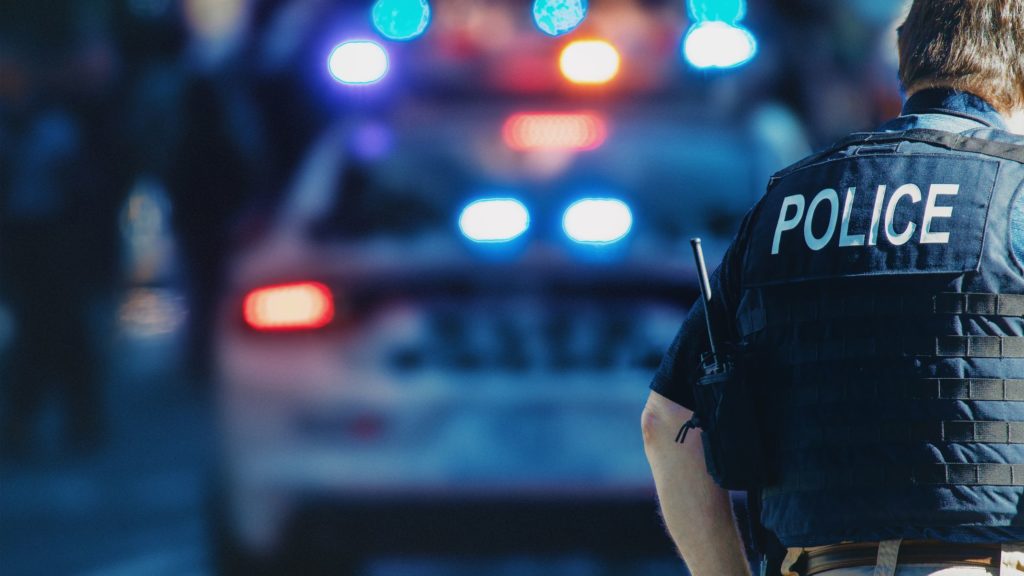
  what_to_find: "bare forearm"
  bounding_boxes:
[642,391,751,576]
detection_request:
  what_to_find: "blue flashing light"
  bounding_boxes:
[459,198,531,243]
[372,0,430,41]
[562,198,633,244]
[687,0,746,24]
[683,21,757,69]
[328,41,389,84]
[532,0,588,37]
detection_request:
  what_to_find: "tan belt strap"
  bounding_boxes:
[1001,542,1024,576]
[873,539,901,576]
[781,547,804,576]
[782,540,1024,575]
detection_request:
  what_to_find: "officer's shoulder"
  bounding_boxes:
[770,128,1024,185]
[766,134,859,184]
[964,127,1024,147]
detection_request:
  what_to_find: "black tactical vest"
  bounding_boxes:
[736,128,1024,546]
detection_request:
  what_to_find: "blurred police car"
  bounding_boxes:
[211,103,776,573]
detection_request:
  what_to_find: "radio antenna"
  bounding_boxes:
[690,238,717,357]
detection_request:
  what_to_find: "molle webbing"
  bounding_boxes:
[787,378,1024,406]
[756,126,1024,543]
[782,420,1024,449]
[764,292,1024,326]
[786,335,1024,364]
[772,463,1024,492]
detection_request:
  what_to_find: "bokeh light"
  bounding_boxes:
[559,40,620,85]
[118,288,187,338]
[183,0,246,40]
[371,0,431,41]
[502,112,607,151]
[243,282,335,331]
[682,21,757,69]
[687,0,746,24]
[328,41,389,84]
[562,198,633,244]
[532,0,588,37]
[458,198,531,243]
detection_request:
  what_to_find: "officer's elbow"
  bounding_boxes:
[641,402,661,447]
[642,392,692,448]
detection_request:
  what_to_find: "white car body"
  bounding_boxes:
[213,107,779,566]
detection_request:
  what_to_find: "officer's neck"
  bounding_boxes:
[1006,109,1024,136]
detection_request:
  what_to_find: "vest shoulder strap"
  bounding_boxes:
[771,128,1024,184]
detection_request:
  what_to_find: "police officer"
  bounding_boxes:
[642,1,1024,574]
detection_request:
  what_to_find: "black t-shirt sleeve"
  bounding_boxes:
[649,294,709,409]
[649,210,756,410]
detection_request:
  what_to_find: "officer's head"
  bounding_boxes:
[898,0,1024,123]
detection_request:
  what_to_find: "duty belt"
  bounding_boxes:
[794,541,1001,575]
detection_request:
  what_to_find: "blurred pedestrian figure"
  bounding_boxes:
[1,108,104,457]
[0,1,125,458]
[169,0,270,388]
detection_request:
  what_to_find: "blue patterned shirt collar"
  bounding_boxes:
[900,88,1008,131]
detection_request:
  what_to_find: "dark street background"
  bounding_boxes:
[1,0,909,573]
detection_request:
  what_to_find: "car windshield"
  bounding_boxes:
[303,106,764,247]
[308,160,447,241]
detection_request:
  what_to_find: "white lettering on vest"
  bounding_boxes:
[804,188,839,251]
[868,185,886,246]
[772,194,805,255]
[838,187,865,247]
[884,183,922,246]
[920,184,959,244]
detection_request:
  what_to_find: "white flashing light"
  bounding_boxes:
[459,198,530,243]
[328,41,389,84]
[683,21,757,69]
[563,198,633,244]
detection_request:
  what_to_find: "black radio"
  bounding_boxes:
[677,238,768,491]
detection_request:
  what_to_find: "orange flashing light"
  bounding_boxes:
[243,282,335,331]
[502,112,608,151]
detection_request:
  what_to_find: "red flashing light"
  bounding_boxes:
[502,112,607,152]
[243,282,335,331]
